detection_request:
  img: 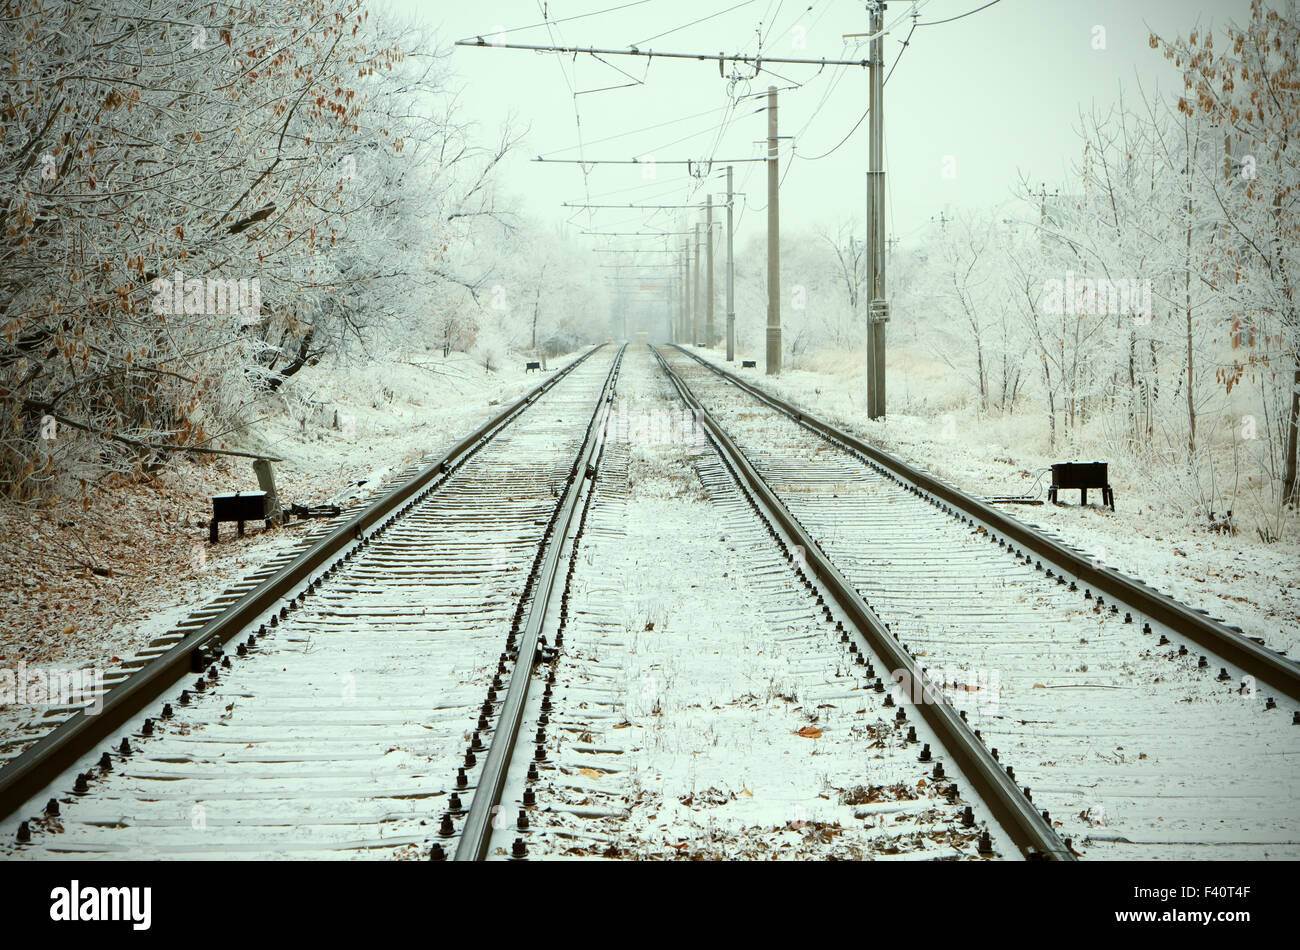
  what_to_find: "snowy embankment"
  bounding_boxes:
[692,344,1298,661]
[0,350,584,750]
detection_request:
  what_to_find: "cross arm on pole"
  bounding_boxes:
[455,39,870,69]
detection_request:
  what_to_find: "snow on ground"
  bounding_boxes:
[530,346,985,860]
[694,344,1299,660]
[0,348,586,754]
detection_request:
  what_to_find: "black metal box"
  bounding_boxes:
[210,490,274,541]
[212,491,271,521]
[1050,462,1107,490]
[1048,462,1114,509]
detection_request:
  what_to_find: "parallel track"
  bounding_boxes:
[0,347,623,858]
[661,344,1300,859]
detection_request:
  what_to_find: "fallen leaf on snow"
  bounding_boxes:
[795,725,823,738]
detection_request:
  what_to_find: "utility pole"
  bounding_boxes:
[693,223,701,346]
[725,165,736,361]
[666,270,674,343]
[1030,183,1057,226]
[682,239,690,345]
[766,85,781,375]
[665,237,674,343]
[864,1,888,419]
[705,194,715,347]
[665,272,676,343]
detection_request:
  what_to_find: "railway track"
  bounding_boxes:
[658,344,1300,859]
[3,338,1294,861]
[0,345,624,859]
[487,343,1023,860]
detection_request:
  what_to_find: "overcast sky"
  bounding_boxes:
[374,0,1255,256]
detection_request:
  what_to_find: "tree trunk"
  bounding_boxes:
[1284,367,1300,506]
[265,327,316,392]
[1185,226,1195,456]
[1041,354,1056,450]
[1184,120,1197,457]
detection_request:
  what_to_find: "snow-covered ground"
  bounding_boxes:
[694,344,1299,661]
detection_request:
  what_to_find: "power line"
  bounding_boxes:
[793,0,929,163]
[569,176,707,203]
[458,0,655,43]
[918,0,1002,27]
[641,106,766,159]
[538,102,739,157]
[885,6,922,84]
[534,1,594,231]
[759,0,786,48]
[633,0,759,47]
[794,107,866,162]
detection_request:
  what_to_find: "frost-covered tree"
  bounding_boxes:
[0,1,526,498]
[1152,0,1300,509]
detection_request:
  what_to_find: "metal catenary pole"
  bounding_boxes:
[682,239,690,345]
[693,223,701,346]
[766,85,781,375]
[865,1,889,418]
[706,194,715,347]
[725,165,736,362]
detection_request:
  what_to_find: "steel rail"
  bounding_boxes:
[0,345,608,825]
[669,345,1300,704]
[455,345,626,861]
[651,345,1073,861]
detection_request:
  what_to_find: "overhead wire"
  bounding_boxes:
[790,0,928,163]
[534,1,597,230]
[526,0,956,263]
[917,0,1001,27]
[459,0,656,42]
[633,0,759,47]
[539,102,740,157]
